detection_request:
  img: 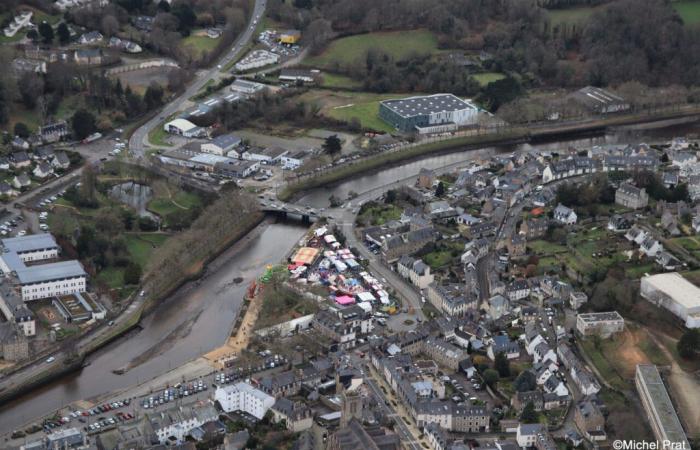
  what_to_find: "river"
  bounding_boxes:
[0,221,308,433]
[297,122,700,207]
[1,120,698,433]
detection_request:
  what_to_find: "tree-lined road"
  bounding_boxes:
[129,0,267,158]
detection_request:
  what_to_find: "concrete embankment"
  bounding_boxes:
[280,110,700,201]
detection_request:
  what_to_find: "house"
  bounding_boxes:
[74,48,102,65]
[40,121,70,143]
[553,204,577,225]
[608,214,631,232]
[427,282,474,317]
[487,335,520,360]
[640,237,663,257]
[520,218,549,239]
[52,151,71,170]
[133,15,154,32]
[12,136,29,150]
[280,151,306,170]
[11,151,31,168]
[12,173,31,189]
[397,256,434,289]
[516,423,547,449]
[574,399,606,442]
[506,280,530,302]
[507,235,527,257]
[625,225,648,244]
[147,404,219,445]
[3,11,33,38]
[656,251,682,271]
[270,398,313,433]
[0,157,9,170]
[511,390,543,413]
[215,159,259,178]
[571,366,601,396]
[615,183,649,209]
[235,49,280,71]
[78,30,103,44]
[33,162,53,179]
[201,134,242,156]
[207,27,223,38]
[0,182,18,197]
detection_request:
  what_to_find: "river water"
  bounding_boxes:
[0,221,307,433]
[0,120,698,433]
[297,122,700,207]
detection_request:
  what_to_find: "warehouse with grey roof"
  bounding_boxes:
[379,94,479,133]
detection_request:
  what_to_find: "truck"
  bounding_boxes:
[82,132,102,144]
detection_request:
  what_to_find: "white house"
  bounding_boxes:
[18,261,87,301]
[280,151,306,170]
[33,162,53,179]
[517,424,546,448]
[241,146,288,164]
[149,404,218,445]
[640,237,663,257]
[553,204,577,225]
[3,11,33,38]
[215,382,275,419]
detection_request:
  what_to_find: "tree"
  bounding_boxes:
[483,368,499,388]
[323,134,342,155]
[26,29,38,42]
[101,15,120,37]
[123,262,142,285]
[513,370,537,392]
[494,352,511,378]
[677,329,700,359]
[144,83,164,110]
[435,181,446,197]
[520,401,539,424]
[172,3,196,35]
[71,109,97,140]
[18,74,44,109]
[0,81,8,125]
[14,122,30,138]
[157,0,170,12]
[57,22,70,44]
[38,22,54,44]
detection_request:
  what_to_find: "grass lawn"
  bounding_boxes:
[472,72,506,86]
[124,233,170,267]
[97,266,125,289]
[8,105,41,133]
[547,6,598,26]
[147,126,174,147]
[579,339,629,390]
[148,190,201,218]
[321,73,363,90]
[357,204,402,226]
[527,240,567,255]
[305,29,439,68]
[673,0,700,25]
[625,262,655,279]
[423,250,455,270]
[181,30,219,59]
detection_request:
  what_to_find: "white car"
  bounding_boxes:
[17,230,27,237]
[46,356,55,363]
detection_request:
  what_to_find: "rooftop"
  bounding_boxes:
[642,273,700,311]
[577,311,624,323]
[16,260,86,284]
[636,365,689,446]
[381,94,476,118]
[2,233,58,254]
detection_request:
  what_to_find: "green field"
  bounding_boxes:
[148,190,202,218]
[547,6,597,26]
[321,73,363,89]
[305,29,439,68]
[673,1,700,25]
[325,93,404,133]
[125,233,170,267]
[147,126,174,147]
[472,72,506,86]
[181,30,219,58]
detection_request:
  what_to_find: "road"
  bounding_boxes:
[129,0,267,158]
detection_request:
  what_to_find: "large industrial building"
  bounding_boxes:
[640,273,700,328]
[635,365,690,448]
[379,94,479,134]
[0,233,87,301]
